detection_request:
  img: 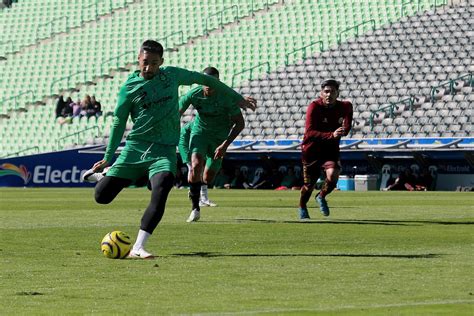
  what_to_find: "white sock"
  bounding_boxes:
[133,229,151,251]
[200,184,208,201]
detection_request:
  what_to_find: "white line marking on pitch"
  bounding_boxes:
[194,299,474,315]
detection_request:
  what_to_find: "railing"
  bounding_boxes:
[250,0,279,15]
[432,0,448,9]
[1,146,40,159]
[50,71,87,95]
[205,5,239,35]
[36,16,69,41]
[337,19,375,45]
[100,50,135,75]
[400,0,420,17]
[401,0,447,17]
[9,0,133,57]
[369,97,414,129]
[56,126,100,150]
[159,31,185,49]
[81,2,100,24]
[231,62,270,87]
[285,40,324,66]
[0,40,14,58]
[430,72,473,102]
[0,90,35,112]
[81,0,131,23]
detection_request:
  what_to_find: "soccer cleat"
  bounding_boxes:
[128,248,155,259]
[186,209,201,222]
[298,207,310,220]
[199,199,217,207]
[81,167,108,183]
[316,195,330,217]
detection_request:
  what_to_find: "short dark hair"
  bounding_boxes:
[203,66,219,78]
[140,40,164,57]
[321,79,340,90]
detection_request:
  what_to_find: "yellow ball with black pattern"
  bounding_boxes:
[100,231,132,259]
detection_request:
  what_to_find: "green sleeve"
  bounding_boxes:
[174,67,244,103]
[103,86,132,163]
[178,89,194,113]
[229,100,242,116]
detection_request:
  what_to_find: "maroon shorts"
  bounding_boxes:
[302,160,341,186]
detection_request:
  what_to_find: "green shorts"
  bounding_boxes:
[189,133,224,172]
[178,129,191,165]
[106,140,177,181]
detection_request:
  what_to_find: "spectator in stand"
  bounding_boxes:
[415,168,434,191]
[276,166,298,190]
[79,95,92,119]
[86,95,103,119]
[71,98,82,118]
[213,168,230,189]
[383,168,417,191]
[57,97,74,124]
[55,95,67,119]
[243,155,280,189]
[227,167,248,189]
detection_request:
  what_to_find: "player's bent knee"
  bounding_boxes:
[94,186,115,204]
[94,191,113,204]
[301,184,314,193]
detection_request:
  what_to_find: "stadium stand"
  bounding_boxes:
[0,0,136,58]
[1,0,471,158]
[235,1,472,140]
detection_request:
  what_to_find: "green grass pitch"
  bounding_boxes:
[1,188,473,314]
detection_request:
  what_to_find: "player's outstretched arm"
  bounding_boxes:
[175,67,251,106]
[214,112,245,160]
[102,85,132,164]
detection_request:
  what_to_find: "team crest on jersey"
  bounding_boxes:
[157,72,171,88]
[323,118,328,123]
[338,117,344,124]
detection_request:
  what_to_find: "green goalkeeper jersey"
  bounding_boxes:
[104,67,243,163]
[179,86,242,140]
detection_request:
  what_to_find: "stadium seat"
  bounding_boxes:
[2,0,471,155]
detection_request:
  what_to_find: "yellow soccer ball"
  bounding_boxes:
[101,231,132,259]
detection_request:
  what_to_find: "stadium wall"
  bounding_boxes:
[0,142,472,190]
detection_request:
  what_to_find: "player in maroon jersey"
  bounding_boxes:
[298,79,353,219]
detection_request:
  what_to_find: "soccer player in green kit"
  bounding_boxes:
[178,119,218,208]
[82,41,256,258]
[179,67,253,222]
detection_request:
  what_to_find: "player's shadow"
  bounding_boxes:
[235,218,474,226]
[170,252,441,259]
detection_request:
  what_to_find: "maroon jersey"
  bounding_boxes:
[301,98,353,163]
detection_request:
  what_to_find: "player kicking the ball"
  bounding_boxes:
[178,67,255,222]
[81,40,256,258]
[298,79,353,219]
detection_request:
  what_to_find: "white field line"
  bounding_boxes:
[193,299,474,315]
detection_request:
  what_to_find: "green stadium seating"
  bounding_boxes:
[0,0,452,156]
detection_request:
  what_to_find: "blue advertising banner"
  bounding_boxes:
[1,138,472,188]
[0,146,103,187]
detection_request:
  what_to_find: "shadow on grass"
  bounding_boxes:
[235,218,474,226]
[170,252,441,259]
